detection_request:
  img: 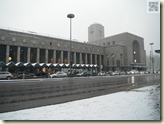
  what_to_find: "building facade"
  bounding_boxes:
[0,28,104,70]
[89,32,146,71]
[0,23,146,73]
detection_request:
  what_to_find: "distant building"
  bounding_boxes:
[88,23,104,42]
[89,24,146,72]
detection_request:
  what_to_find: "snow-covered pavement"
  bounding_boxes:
[0,84,160,120]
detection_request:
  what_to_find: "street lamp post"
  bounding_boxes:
[150,43,154,73]
[67,13,75,77]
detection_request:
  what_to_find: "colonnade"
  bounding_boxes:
[3,45,103,66]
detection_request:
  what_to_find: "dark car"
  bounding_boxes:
[67,69,79,77]
[77,71,91,77]
[35,72,49,78]
[17,72,35,79]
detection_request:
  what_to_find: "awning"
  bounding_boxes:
[72,64,77,68]
[66,64,70,68]
[39,63,48,67]
[81,64,86,68]
[76,64,81,68]
[93,64,97,68]
[24,62,32,67]
[59,64,67,68]
[15,62,25,67]
[85,64,90,68]
[6,61,15,68]
[32,63,40,67]
[53,63,60,68]
[46,63,54,68]
[0,61,6,67]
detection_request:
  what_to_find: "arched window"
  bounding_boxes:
[133,40,140,63]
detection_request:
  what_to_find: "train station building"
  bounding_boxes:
[0,23,146,74]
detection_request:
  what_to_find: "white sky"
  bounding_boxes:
[0,0,160,55]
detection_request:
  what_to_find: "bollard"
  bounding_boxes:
[23,73,25,79]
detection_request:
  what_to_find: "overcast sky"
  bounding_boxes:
[0,0,160,55]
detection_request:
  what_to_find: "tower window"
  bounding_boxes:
[120,54,122,59]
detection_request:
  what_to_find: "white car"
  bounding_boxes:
[0,71,13,80]
[50,71,67,78]
[111,71,120,76]
[98,71,106,76]
[128,70,139,74]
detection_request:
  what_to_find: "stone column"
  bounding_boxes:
[74,52,76,64]
[17,46,20,62]
[68,52,70,64]
[27,47,30,63]
[90,54,92,64]
[99,55,102,66]
[53,50,56,63]
[85,53,87,64]
[6,45,10,63]
[37,48,40,63]
[45,49,48,63]
[61,51,63,63]
[95,54,97,64]
[99,55,102,70]
[79,53,82,64]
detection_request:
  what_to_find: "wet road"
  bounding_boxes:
[0,74,160,113]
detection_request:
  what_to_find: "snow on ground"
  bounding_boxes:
[0,84,160,120]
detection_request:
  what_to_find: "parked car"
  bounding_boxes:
[0,71,13,80]
[139,71,145,74]
[98,71,106,76]
[36,72,49,78]
[67,69,78,77]
[77,71,91,77]
[106,71,113,75]
[128,70,139,74]
[17,72,35,79]
[119,71,126,75]
[50,71,67,78]
[111,71,120,76]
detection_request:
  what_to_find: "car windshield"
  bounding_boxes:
[56,72,64,74]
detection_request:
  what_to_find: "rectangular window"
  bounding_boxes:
[0,44,6,62]
[30,48,37,63]
[20,47,28,63]
[9,46,17,63]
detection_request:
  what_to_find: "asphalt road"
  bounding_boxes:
[0,74,160,113]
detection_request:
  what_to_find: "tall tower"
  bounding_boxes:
[88,23,104,42]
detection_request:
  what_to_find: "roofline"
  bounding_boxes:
[89,32,144,43]
[105,32,144,40]
[0,28,104,48]
[89,23,104,27]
